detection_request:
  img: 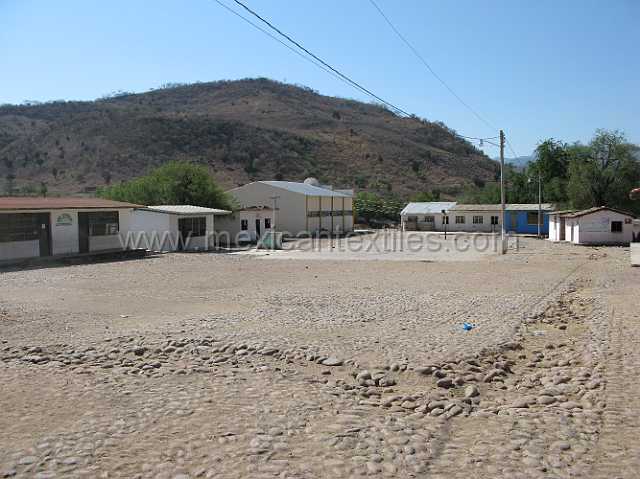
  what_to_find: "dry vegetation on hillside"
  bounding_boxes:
[0,78,498,197]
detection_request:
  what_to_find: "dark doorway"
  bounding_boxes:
[255,219,261,239]
[78,212,90,253]
[178,218,190,251]
[37,213,51,257]
[178,217,206,251]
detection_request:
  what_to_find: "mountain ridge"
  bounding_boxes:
[0,78,499,197]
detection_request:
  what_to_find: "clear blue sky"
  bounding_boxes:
[1,0,638,157]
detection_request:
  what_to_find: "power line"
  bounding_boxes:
[505,137,519,158]
[211,0,348,87]
[368,0,497,132]
[229,0,412,117]
[214,0,509,152]
[456,135,498,141]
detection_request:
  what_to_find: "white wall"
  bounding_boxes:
[216,210,273,244]
[130,210,173,251]
[50,209,79,255]
[0,240,40,261]
[548,216,561,241]
[565,219,575,243]
[131,210,224,251]
[573,210,634,245]
[89,208,132,252]
[447,212,499,233]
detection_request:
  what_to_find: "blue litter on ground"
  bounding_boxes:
[463,322,475,331]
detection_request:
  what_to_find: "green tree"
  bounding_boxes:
[354,192,402,224]
[98,161,233,210]
[566,130,640,213]
[532,139,570,203]
[458,182,501,204]
[410,190,441,202]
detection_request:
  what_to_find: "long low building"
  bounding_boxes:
[227,179,353,237]
[401,202,555,234]
[0,197,139,262]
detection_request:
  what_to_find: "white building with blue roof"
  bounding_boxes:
[227,179,354,237]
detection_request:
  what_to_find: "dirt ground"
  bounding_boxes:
[1,238,638,478]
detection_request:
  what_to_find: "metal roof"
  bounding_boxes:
[239,206,275,211]
[506,203,555,211]
[450,204,501,212]
[0,197,140,210]
[140,205,231,216]
[565,206,636,219]
[259,181,352,197]
[400,202,457,215]
[548,209,577,216]
[450,203,555,212]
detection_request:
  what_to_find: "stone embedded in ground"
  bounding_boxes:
[436,378,454,388]
[510,397,533,409]
[464,385,480,398]
[445,405,463,419]
[415,366,435,375]
[553,441,572,451]
[322,357,343,367]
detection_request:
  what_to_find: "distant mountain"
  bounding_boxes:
[0,78,499,197]
[494,155,534,170]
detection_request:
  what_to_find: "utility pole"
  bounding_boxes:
[269,195,280,231]
[537,169,542,239]
[500,130,507,254]
[441,209,448,240]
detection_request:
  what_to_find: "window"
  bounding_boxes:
[88,211,119,236]
[473,216,484,224]
[0,213,40,242]
[424,215,434,223]
[178,217,206,237]
[442,216,449,224]
[241,219,248,231]
[527,212,539,226]
[264,218,271,229]
[491,216,499,225]
[611,221,623,233]
[455,216,465,224]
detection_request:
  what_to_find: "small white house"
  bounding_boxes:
[130,205,231,252]
[227,179,353,237]
[562,206,636,245]
[215,206,275,244]
[0,197,139,262]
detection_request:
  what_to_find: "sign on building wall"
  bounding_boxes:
[55,213,73,226]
